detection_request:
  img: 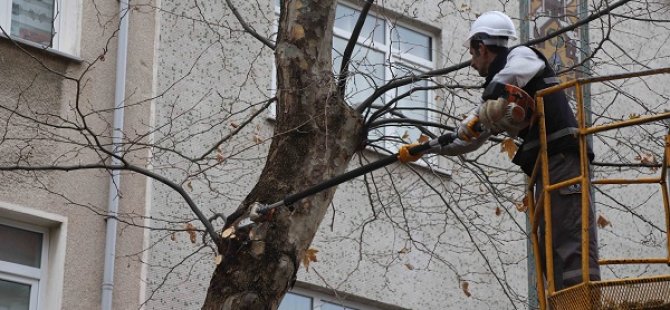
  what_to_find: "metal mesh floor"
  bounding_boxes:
[549,276,670,310]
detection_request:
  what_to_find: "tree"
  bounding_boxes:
[201,1,364,307]
[1,0,669,309]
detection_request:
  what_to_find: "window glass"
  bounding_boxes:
[332,4,434,151]
[278,292,312,310]
[394,65,428,121]
[0,278,31,310]
[386,64,428,144]
[333,36,385,105]
[335,4,385,44]
[391,25,432,60]
[322,301,358,310]
[0,223,43,268]
[271,2,435,153]
[10,0,55,46]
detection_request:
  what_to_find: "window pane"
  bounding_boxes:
[391,25,432,60]
[335,4,385,44]
[11,0,55,46]
[0,278,31,310]
[389,65,428,144]
[322,301,358,310]
[333,36,385,105]
[278,292,312,310]
[0,224,43,268]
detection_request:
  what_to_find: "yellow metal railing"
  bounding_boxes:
[526,67,670,310]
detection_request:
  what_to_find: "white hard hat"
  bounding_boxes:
[464,11,518,47]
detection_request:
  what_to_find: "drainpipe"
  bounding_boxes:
[102,1,130,309]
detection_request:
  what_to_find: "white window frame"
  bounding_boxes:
[280,286,385,310]
[331,3,439,167]
[268,14,279,119]
[332,2,437,136]
[0,273,40,310]
[270,2,437,148]
[0,0,82,58]
[278,291,313,310]
[0,202,67,310]
[0,218,49,310]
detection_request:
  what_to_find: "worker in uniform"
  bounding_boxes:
[399,11,600,291]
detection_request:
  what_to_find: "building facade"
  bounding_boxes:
[0,0,156,309]
[1,0,668,309]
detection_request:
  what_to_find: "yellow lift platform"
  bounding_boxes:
[526,67,670,310]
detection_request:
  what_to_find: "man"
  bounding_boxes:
[401,11,600,291]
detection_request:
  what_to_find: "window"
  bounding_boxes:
[332,3,435,150]
[0,203,66,310]
[0,219,48,310]
[278,292,312,310]
[0,0,82,57]
[270,3,436,151]
[279,289,379,310]
[322,301,358,310]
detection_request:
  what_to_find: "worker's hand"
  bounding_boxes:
[478,98,508,134]
[398,143,422,163]
[457,114,481,141]
[478,97,529,137]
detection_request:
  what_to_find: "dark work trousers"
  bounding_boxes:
[535,152,601,291]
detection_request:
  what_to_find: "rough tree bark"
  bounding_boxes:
[202,0,363,309]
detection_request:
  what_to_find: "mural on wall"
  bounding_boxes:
[528,0,584,98]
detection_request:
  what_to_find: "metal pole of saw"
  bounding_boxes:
[253,133,457,217]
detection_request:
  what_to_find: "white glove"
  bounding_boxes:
[478,98,507,134]
[478,97,528,137]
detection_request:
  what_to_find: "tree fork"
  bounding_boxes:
[202,1,363,308]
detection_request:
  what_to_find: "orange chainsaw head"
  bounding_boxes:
[502,84,535,117]
[479,82,537,136]
[484,82,536,123]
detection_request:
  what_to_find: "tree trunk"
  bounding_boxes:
[202,0,363,309]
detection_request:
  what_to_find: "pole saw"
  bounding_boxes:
[234,82,534,225]
[244,132,457,221]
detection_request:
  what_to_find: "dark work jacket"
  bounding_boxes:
[483,47,593,176]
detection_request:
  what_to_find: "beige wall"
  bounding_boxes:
[144,1,529,309]
[0,0,157,309]
[3,0,665,309]
[144,0,670,308]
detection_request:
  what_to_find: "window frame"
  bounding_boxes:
[277,291,314,310]
[270,2,438,149]
[0,273,40,310]
[268,14,278,119]
[334,2,436,153]
[0,218,49,310]
[280,287,384,310]
[389,22,435,65]
[0,202,66,310]
[0,0,82,59]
